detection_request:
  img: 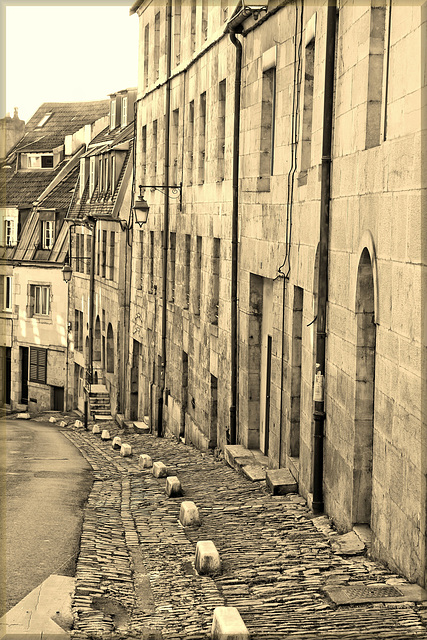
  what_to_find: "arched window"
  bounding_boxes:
[107,323,114,373]
[94,316,101,361]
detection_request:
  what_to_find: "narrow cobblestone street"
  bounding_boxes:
[57,418,427,640]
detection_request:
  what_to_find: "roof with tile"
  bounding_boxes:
[5,161,67,208]
[14,100,110,153]
[38,165,80,210]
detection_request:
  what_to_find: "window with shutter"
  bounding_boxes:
[29,347,47,384]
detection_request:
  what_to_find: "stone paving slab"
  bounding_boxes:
[61,424,427,640]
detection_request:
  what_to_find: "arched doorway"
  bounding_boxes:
[353,248,376,524]
[107,323,114,373]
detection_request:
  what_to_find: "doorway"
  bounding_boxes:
[5,347,11,404]
[263,335,272,455]
[20,346,28,404]
[353,248,376,524]
[130,340,140,420]
[52,386,64,411]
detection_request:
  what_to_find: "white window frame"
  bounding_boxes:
[89,157,96,197]
[121,96,128,128]
[42,220,54,250]
[3,276,12,311]
[36,112,53,128]
[5,218,16,247]
[111,155,116,194]
[110,100,116,130]
[34,285,50,315]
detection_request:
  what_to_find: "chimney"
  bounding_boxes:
[13,107,19,119]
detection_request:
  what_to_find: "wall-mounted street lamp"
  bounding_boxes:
[62,261,73,283]
[134,182,182,224]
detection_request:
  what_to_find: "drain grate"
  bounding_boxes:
[323,583,427,605]
[340,585,402,600]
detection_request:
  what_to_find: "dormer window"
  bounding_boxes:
[110,100,116,130]
[4,219,16,247]
[42,220,54,249]
[23,153,54,169]
[36,112,53,127]
[121,97,128,128]
[89,157,96,197]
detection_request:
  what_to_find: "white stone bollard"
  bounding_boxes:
[211,607,249,639]
[101,430,111,440]
[152,461,168,478]
[92,424,101,434]
[195,540,221,575]
[17,413,30,420]
[138,454,153,468]
[75,419,83,428]
[49,416,57,423]
[179,501,201,527]
[59,421,67,427]
[112,436,122,450]
[120,443,132,457]
[165,476,182,497]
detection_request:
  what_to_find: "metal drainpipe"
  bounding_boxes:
[158,0,172,437]
[228,29,242,446]
[312,2,337,513]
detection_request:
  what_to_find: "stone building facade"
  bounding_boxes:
[128,0,425,586]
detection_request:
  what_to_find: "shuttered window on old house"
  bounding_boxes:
[29,347,47,384]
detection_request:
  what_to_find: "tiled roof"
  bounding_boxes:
[15,101,110,153]
[5,162,67,208]
[39,166,79,210]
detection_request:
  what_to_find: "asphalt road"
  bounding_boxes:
[2,418,93,615]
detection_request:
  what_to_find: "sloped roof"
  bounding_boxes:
[14,100,110,153]
[5,161,67,208]
[39,165,79,209]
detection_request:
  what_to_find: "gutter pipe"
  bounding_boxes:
[228,28,242,446]
[312,1,337,512]
[158,0,172,437]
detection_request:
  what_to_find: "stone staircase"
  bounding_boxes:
[88,384,113,421]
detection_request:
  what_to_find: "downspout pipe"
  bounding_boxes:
[312,2,337,513]
[158,0,172,437]
[228,28,242,446]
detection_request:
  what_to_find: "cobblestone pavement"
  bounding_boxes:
[56,418,427,640]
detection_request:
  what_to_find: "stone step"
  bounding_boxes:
[94,414,114,421]
[265,468,298,495]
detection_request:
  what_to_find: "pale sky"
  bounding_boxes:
[2,2,139,123]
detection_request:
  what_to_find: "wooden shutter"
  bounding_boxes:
[29,347,47,384]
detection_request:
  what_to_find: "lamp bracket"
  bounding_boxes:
[138,182,182,211]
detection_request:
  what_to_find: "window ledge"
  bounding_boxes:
[209,323,219,338]
[297,170,308,187]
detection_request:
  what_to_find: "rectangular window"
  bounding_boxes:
[4,219,16,247]
[1,275,12,311]
[171,108,179,185]
[198,92,206,184]
[42,220,54,250]
[221,0,228,22]
[184,234,191,309]
[86,234,92,275]
[111,156,116,194]
[102,230,107,278]
[301,41,315,173]
[74,310,81,351]
[211,238,220,325]
[99,158,103,193]
[41,155,54,168]
[89,157,96,197]
[141,125,147,182]
[29,347,47,384]
[218,80,226,180]
[190,0,196,54]
[195,235,202,315]
[188,100,194,184]
[33,285,50,315]
[139,230,144,290]
[110,99,116,130]
[150,230,155,292]
[97,229,101,275]
[173,1,181,66]
[109,231,115,280]
[104,157,109,192]
[144,24,150,89]
[169,232,176,302]
[154,12,160,81]
[152,120,158,178]
[75,232,81,272]
[121,96,128,128]
[366,1,387,147]
[202,0,208,41]
[260,66,276,178]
